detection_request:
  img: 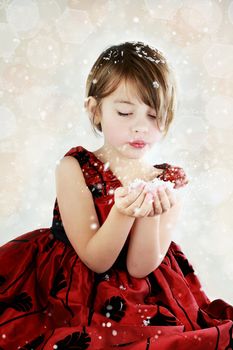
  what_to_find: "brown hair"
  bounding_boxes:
[85,41,177,138]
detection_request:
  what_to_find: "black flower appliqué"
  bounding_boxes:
[149,303,179,326]
[77,151,90,167]
[18,335,45,349]
[196,307,210,329]
[0,275,6,287]
[0,292,32,316]
[174,250,194,277]
[55,330,91,349]
[100,296,127,322]
[50,266,67,298]
[89,183,104,198]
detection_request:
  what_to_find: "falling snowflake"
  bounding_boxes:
[103,162,110,171]
[104,274,110,280]
[119,284,126,290]
[133,207,141,215]
[90,223,98,230]
[153,81,160,88]
[143,319,150,326]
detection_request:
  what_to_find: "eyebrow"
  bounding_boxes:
[114,99,135,105]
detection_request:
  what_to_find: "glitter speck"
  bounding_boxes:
[153,81,160,88]
[133,207,141,215]
[104,162,110,171]
[2,334,6,338]
[112,330,117,336]
[143,319,150,326]
[104,274,110,281]
[119,284,126,290]
[90,223,98,230]
[106,322,112,327]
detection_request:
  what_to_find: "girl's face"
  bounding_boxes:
[93,80,163,159]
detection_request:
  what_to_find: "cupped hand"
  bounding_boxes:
[147,185,177,217]
[114,183,155,218]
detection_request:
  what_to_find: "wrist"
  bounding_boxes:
[112,203,136,221]
[138,214,160,222]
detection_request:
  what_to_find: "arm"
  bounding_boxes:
[56,156,135,275]
[126,196,183,278]
[86,204,135,273]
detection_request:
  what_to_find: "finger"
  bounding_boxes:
[124,183,145,203]
[147,209,155,217]
[130,191,152,217]
[157,187,170,212]
[125,187,146,215]
[114,186,129,197]
[120,184,145,209]
[164,187,176,206]
[136,192,154,217]
[152,190,163,215]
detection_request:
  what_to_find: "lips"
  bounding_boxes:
[129,140,146,148]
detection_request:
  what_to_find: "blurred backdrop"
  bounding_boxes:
[0,0,233,304]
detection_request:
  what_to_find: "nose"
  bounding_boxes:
[132,123,148,134]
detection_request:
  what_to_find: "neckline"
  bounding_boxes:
[80,146,166,188]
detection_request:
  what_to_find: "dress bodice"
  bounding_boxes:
[50,145,188,269]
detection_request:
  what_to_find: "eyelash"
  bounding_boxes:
[117,112,156,119]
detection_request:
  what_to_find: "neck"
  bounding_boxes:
[95,144,149,171]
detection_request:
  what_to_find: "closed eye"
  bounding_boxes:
[117,112,156,118]
[117,112,131,116]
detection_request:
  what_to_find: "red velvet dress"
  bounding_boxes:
[0,145,232,350]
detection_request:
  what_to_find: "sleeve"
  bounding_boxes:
[162,165,189,189]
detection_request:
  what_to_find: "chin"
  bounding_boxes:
[127,147,149,159]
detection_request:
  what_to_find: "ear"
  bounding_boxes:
[84,96,101,125]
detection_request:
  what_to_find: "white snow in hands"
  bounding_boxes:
[128,177,175,193]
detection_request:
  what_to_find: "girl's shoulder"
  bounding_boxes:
[63,145,90,165]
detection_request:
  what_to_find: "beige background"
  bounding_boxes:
[0,0,233,304]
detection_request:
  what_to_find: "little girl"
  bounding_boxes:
[0,41,232,350]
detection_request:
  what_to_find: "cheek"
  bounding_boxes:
[101,119,126,142]
[151,129,163,143]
